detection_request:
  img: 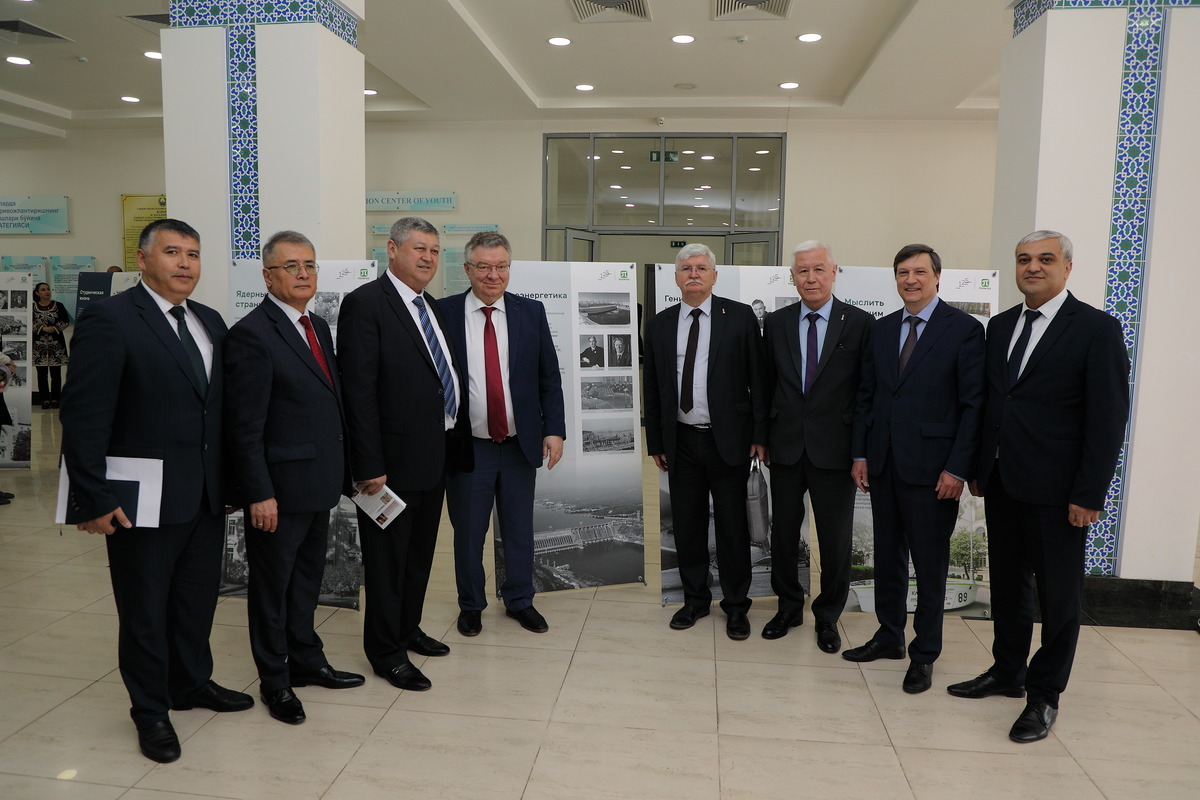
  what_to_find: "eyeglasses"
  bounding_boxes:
[267,263,319,275]
[466,261,510,274]
[677,265,712,275]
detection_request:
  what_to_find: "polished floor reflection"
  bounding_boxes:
[0,409,1198,799]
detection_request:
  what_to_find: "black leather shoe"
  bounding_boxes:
[842,640,906,662]
[174,680,254,712]
[669,605,710,630]
[507,605,549,633]
[137,719,181,763]
[903,661,933,694]
[1009,701,1057,743]
[726,611,751,641]
[374,663,431,692]
[947,671,1025,699]
[408,630,450,657]
[816,621,842,654]
[761,611,802,640]
[290,665,365,689]
[0,491,14,499]
[261,688,306,724]
[457,610,482,636]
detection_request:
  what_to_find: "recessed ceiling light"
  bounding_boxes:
[682,150,695,155]
[121,96,141,103]
[619,196,628,199]
[798,33,822,43]
[756,149,770,154]
[575,84,594,92]
[694,197,704,200]
[682,166,695,171]
[768,207,779,211]
[548,37,571,46]
[611,149,624,154]
[144,51,163,60]
[687,223,694,226]
[748,167,761,172]
[591,155,601,160]
[673,83,696,90]
[363,89,377,95]
[648,220,656,224]
[779,82,799,90]
[700,185,712,189]
[620,165,632,170]
[625,203,634,207]
[695,205,710,208]
[6,56,31,66]
[686,218,693,222]
[609,185,622,189]
[672,35,695,44]
[700,155,715,160]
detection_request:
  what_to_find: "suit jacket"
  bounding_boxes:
[977,292,1129,509]
[337,276,466,490]
[764,297,874,469]
[223,299,350,513]
[60,282,227,524]
[852,297,985,485]
[439,290,566,468]
[643,295,767,467]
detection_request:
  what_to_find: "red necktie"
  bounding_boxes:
[299,315,333,384]
[482,307,508,442]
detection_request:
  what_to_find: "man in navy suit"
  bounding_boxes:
[948,231,1129,743]
[440,232,566,636]
[847,243,985,694]
[644,244,768,640]
[338,217,464,692]
[61,219,253,763]
[224,231,365,726]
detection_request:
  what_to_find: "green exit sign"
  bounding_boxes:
[649,150,680,163]
[671,240,687,248]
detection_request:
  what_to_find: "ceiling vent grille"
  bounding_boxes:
[0,20,72,45]
[123,14,171,35]
[712,0,790,22]
[571,0,652,23]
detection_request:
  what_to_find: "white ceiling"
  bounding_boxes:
[0,0,1014,140]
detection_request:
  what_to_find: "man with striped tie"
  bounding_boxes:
[339,217,468,692]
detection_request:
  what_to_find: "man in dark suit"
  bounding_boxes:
[948,231,1129,743]
[337,217,462,692]
[580,336,604,368]
[224,231,365,726]
[60,219,253,763]
[644,243,767,640]
[847,243,985,694]
[440,232,566,637]
[609,334,632,367]
[763,241,874,653]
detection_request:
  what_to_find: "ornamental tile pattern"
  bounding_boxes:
[169,1,358,258]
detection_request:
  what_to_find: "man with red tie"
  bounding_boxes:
[440,232,566,636]
[224,231,364,726]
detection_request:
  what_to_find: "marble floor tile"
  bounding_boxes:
[896,747,1103,800]
[0,606,69,648]
[1050,679,1200,765]
[0,671,91,741]
[1076,756,1200,800]
[577,597,716,660]
[720,734,914,800]
[0,611,118,680]
[0,563,115,613]
[439,594,591,652]
[0,774,125,800]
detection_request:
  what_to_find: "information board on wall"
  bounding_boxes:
[0,196,69,235]
[120,194,167,270]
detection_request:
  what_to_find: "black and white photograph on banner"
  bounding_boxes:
[312,290,342,329]
[750,298,770,334]
[606,333,633,367]
[9,290,27,310]
[653,262,998,616]
[220,497,364,609]
[0,311,28,336]
[581,416,635,453]
[577,291,631,326]
[578,334,605,368]
[496,456,645,593]
[0,290,7,309]
[3,340,27,363]
[580,376,633,411]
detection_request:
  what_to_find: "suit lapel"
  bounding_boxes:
[783,303,805,385]
[989,305,1020,374]
[706,295,727,381]
[897,300,951,386]
[133,283,206,398]
[1016,293,1077,386]
[263,300,335,392]
[812,300,846,389]
[381,276,437,374]
[504,293,522,373]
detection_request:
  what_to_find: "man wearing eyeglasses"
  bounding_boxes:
[338,217,464,692]
[440,232,566,636]
[224,231,364,726]
[644,243,768,640]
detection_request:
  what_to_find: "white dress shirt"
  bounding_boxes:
[141,281,214,379]
[1007,287,1069,379]
[675,296,713,425]
[897,295,939,358]
[385,270,461,430]
[265,293,314,348]
[464,292,517,440]
[798,296,834,379]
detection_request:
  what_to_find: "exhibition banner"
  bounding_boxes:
[74,272,142,319]
[0,196,69,235]
[495,261,646,593]
[120,194,167,270]
[652,263,998,618]
[221,259,376,609]
[1,256,48,282]
[0,272,34,469]
[48,256,95,319]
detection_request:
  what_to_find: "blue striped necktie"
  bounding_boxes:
[412,295,457,418]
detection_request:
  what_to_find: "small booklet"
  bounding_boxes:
[349,483,407,529]
[56,456,164,528]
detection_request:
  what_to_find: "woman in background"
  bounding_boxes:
[32,282,70,409]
